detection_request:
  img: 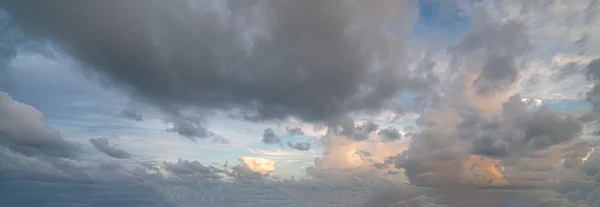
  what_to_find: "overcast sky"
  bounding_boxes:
[1,0,600,207]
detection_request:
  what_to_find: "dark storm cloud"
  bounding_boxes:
[285,126,305,136]
[119,109,143,122]
[378,127,402,141]
[287,142,311,151]
[1,0,410,121]
[88,137,132,159]
[0,91,80,157]
[262,128,281,144]
[458,95,584,157]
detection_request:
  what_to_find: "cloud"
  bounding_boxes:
[285,126,304,136]
[578,112,598,124]
[262,128,281,144]
[457,94,583,157]
[165,115,209,141]
[211,134,231,144]
[237,156,274,175]
[388,6,562,191]
[0,150,173,207]
[89,137,132,159]
[119,109,143,121]
[0,91,80,157]
[1,0,415,122]
[332,117,380,141]
[164,158,220,179]
[0,10,25,87]
[1,1,600,207]
[378,127,403,141]
[287,142,311,151]
[586,59,600,113]
[1,148,424,207]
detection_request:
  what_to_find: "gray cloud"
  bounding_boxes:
[473,54,519,95]
[0,91,80,157]
[164,159,219,179]
[332,116,380,141]
[119,109,143,122]
[1,0,411,122]
[586,59,600,113]
[458,94,583,157]
[450,9,529,96]
[287,142,311,151]
[88,137,132,159]
[377,127,402,141]
[211,134,231,144]
[262,128,281,144]
[1,148,421,207]
[166,115,210,141]
[285,126,304,136]
[577,112,598,123]
[0,10,22,87]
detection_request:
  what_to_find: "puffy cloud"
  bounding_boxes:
[164,158,221,180]
[1,0,415,122]
[0,91,80,157]
[119,109,143,121]
[458,94,583,157]
[165,115,209,141]
[237,156,274,175]
[88,137,132,159]
[332,116,380,141]
[285,126,304,136]
[286,142,311,151]
[261,128,281,145]
[378,127,403,141]
[387,5,578,193]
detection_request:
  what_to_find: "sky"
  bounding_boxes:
[1,0,600,206]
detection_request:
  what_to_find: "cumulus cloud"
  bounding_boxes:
[287,142,311,151]
[457,94,583,157]
[1,0,416,122]
[165,115,210,141]
[0,91,80,157]
[285,126,304,136]
[387,5,578,192]
[378,127,403,141]
[332,117,380,141]
[262,128,281,145]
[88,137,132,159]
[237,156,274,175]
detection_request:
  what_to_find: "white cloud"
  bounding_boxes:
[238,156,275,175]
